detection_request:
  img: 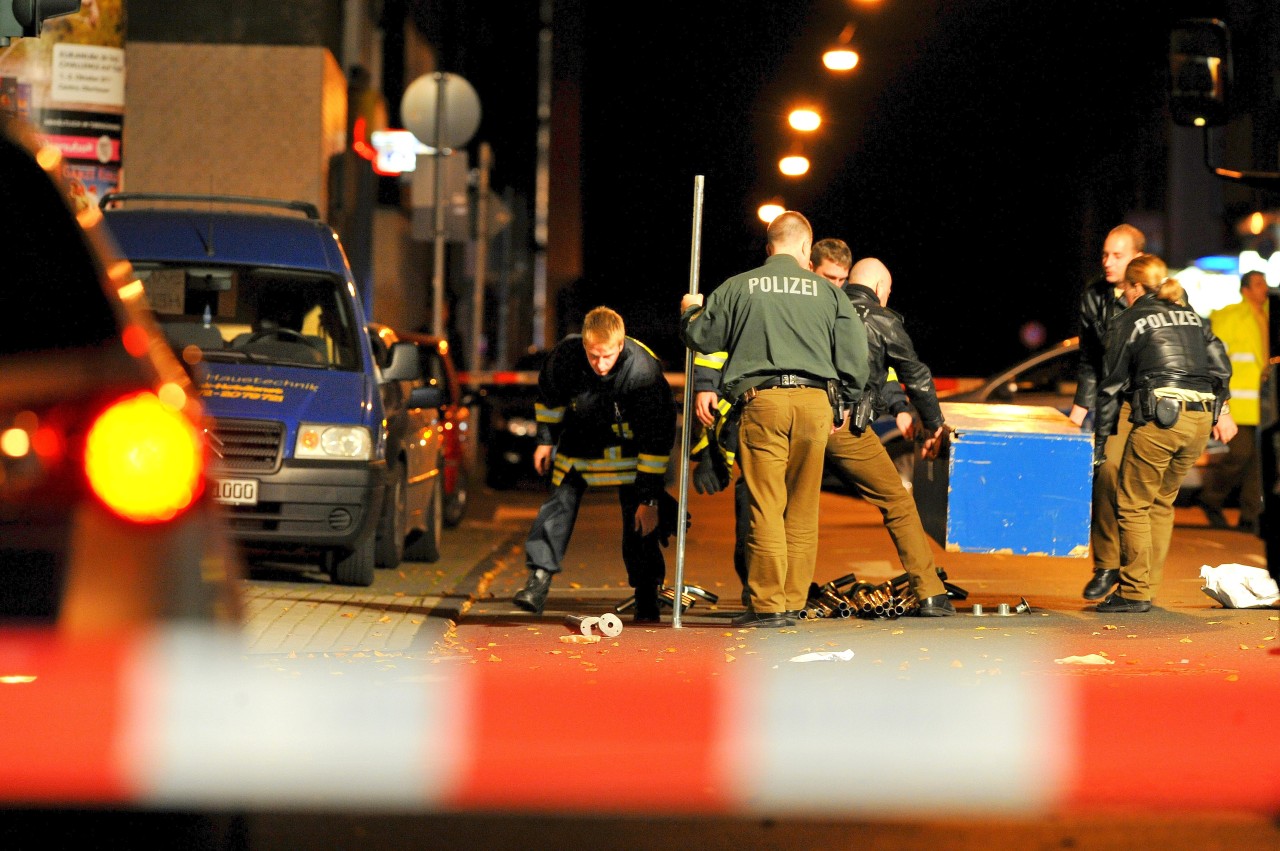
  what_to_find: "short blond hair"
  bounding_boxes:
[582,305,625,344]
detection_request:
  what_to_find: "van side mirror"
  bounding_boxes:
[1169,18,1231,128]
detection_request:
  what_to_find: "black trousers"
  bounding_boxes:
[524,469,665,589]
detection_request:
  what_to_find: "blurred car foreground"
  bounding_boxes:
[0,113,243,630]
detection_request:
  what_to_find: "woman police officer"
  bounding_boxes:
[1093,254,1237,613]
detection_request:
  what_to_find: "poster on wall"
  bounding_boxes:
[0,0,124,210]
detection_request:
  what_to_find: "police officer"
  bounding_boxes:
[1094,255,1236,613]
[824,255,955,615]
[513,307,676,623]
[680,211,868,628]
[1072,224,1145,602]
[690,248,955,617]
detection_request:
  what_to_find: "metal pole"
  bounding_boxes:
[672,175,705,629]
[431,72,447,338]
[532,5,552,350]
[472,142,492,372]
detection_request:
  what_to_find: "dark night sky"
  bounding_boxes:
[432,0,1260,375]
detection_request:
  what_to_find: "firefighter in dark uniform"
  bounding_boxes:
[825,256,955,615]
[680,211,868,629]
[1094,255,1236,613]
[512,307,676,623]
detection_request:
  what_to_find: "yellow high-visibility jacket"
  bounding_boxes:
[1209,299,1268,426]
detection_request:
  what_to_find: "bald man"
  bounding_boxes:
[819,252,956,615]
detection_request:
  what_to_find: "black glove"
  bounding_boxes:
[656,490,691,548]
[692,456,730,494]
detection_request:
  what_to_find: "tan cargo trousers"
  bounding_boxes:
[1116,410,1212,601]
[824,426,946,601]
[737,387,831,614]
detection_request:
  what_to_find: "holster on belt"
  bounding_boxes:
[850,394,875,433]
[826,379,852,428]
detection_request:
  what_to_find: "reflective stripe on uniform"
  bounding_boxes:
[636,453,669,475]
[535,403,565,424]
[694,351,727,371]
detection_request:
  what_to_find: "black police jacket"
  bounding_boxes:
[1094,293,1232,439]
[842,283,944,432]
[1072,277,1128,411]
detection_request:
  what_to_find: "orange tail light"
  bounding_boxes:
[84,391,205,523]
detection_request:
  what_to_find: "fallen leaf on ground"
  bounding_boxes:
[560,634,600,644]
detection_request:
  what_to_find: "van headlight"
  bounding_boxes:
[295,424,372,459]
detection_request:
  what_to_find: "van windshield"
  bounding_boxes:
[135,264,362,370]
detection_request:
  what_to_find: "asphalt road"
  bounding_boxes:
[222,469,1280,850]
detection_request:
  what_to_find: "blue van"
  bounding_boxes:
[101,194,421,587]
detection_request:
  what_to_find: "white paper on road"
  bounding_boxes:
[788,649,855,663]
[1200,563,1280,608]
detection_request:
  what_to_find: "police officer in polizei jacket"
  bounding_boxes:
[513,306,677,623]
[680,210,868,629]
[1093,254,1236,614]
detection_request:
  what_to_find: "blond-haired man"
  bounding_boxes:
[513,307,676,622]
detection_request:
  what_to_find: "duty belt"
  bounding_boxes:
[755,374,828,390]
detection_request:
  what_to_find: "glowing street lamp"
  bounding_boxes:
[779,155,810,176]
[758,200,786,223]
[823,23,859,72]
[788,108,822,132]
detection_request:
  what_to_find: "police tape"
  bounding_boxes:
[0,626,1276,814]
[461,371,689,389]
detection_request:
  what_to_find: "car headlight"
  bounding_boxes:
[505,416,537,438]
[295,424,372,460]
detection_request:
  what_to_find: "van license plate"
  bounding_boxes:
[214,478,259,506]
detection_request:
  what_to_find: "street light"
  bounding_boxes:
[823,23,859,72]
[779,155,810,176]
[788,108,822,131]
[757,200,785,223]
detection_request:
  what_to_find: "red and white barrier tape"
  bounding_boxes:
[0,627,1276,813]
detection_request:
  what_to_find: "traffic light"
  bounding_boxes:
[0,1,82,46]
[1168,18,1231,128]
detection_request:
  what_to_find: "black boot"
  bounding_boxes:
[1082,568,1119,601]
[634,584,660,623]
[513,569,554,614]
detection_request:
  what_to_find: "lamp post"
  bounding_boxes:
[400,72,481,338]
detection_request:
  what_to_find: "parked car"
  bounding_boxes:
[101,193,417,587]
[386,329,476,526]
[0,113,244,629]
[872,337,1220,499]
[367,324,446,567]
[479,349,547,489]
